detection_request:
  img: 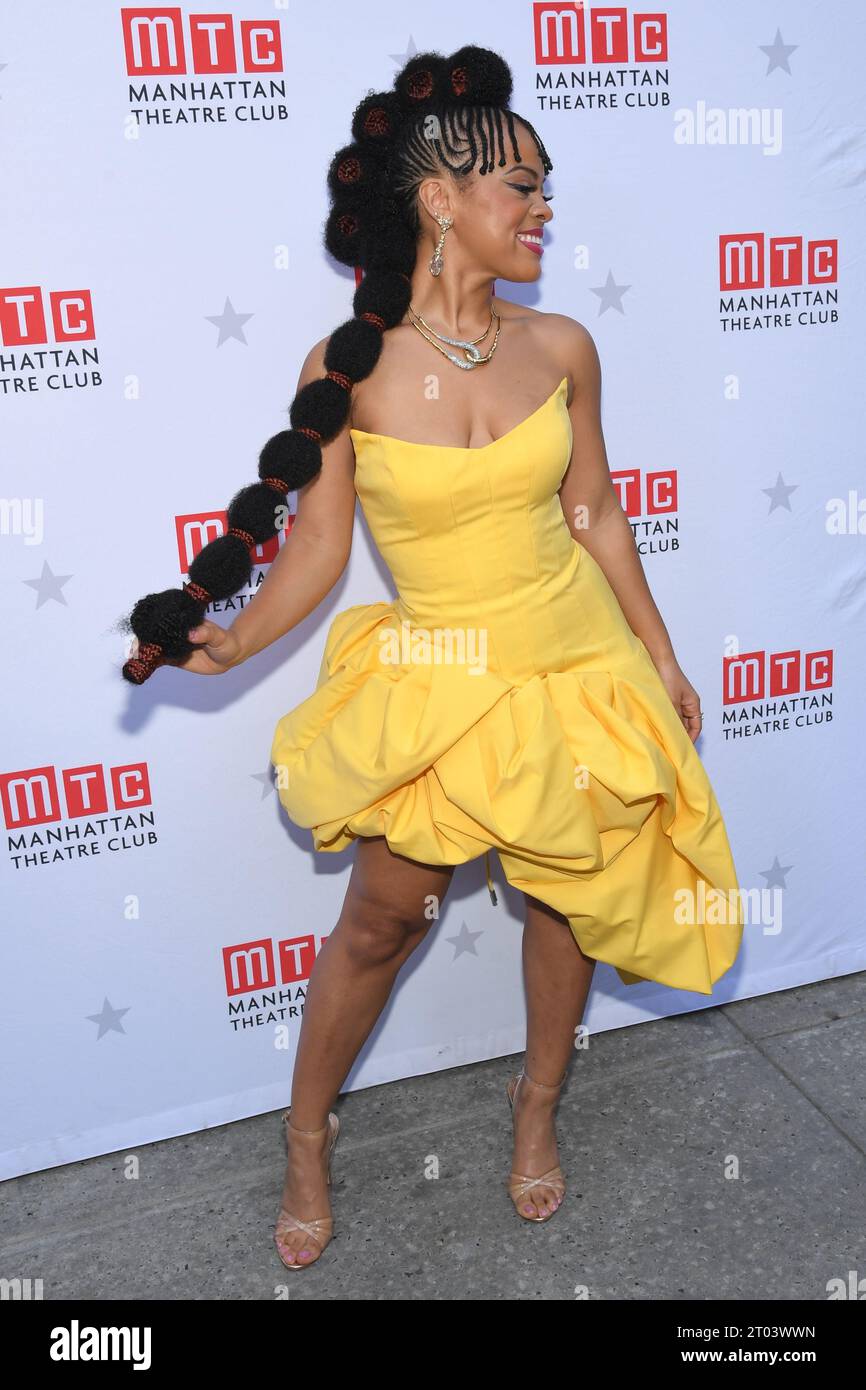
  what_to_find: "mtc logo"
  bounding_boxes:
[175,511,287,573]
[719,234,837,290]
[611,467,677,516]
[0,287,95,346]
[533,4,668,64]
[723,649,833,704]
[1,764,152,829]
[222,936,322,995]
[121,7,284,75]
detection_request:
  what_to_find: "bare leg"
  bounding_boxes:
[509,893,596,1219]
[276,833,455,1266]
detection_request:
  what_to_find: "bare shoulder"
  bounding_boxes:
[495,301,600,401]
[540,311,597,351]
[535,312,601,391]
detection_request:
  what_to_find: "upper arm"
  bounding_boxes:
[288,336,357,560]
[551,316,620,534]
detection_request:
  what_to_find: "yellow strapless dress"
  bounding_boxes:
[270,376,744,995]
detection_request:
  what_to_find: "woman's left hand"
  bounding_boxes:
[652,655,703,744]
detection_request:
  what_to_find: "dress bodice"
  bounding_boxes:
[348,376,601,683]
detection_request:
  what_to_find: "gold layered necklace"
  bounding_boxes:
[406,300,502,370]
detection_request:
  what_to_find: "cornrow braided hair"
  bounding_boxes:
[120,44,553,684]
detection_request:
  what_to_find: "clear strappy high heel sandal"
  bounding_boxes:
[274,1106,340,1270]
[505,1067,567,1223]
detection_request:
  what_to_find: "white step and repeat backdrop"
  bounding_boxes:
[3,1,865,1178]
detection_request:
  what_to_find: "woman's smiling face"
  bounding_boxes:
[415,117,554,283]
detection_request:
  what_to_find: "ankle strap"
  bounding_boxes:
[282,1108,332,1135]
[520,1066,567,1090]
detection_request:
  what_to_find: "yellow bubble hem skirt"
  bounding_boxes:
[271,601,745,998]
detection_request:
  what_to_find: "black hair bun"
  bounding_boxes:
[350,90,404,146]
[392,51,447,111]
[326,142,387,204]
[445,45,513,107]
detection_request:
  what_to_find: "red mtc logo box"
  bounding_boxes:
[223,936,320,996]
[0,287,95,345]
[533,4,668,65]
[120,7,283,75]
[723,650,833,705]
[1,764,152,829]
[719,235,837,291]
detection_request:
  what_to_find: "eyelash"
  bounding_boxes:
[509,183,554,202]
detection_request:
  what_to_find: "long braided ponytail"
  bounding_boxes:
[120,44,553,683]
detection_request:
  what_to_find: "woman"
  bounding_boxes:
[122,46,744,1271]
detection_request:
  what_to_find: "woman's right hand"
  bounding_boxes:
[128,620,242,676]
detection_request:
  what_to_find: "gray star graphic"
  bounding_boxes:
[446,921,484,959]
[590,270,630,315]
[87,997,131,1039]
[760,29,798,76]
[23,561,72,608]
[389,37,419,67]
[252,767,276,799]
[204,296,254,346]
[762,472,798,513]
[760,856,792,890]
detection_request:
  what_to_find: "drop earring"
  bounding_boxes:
[429,215,452,276]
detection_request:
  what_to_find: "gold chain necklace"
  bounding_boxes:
[406,301,502,370]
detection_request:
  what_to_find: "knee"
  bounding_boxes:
[337,894,431,966]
